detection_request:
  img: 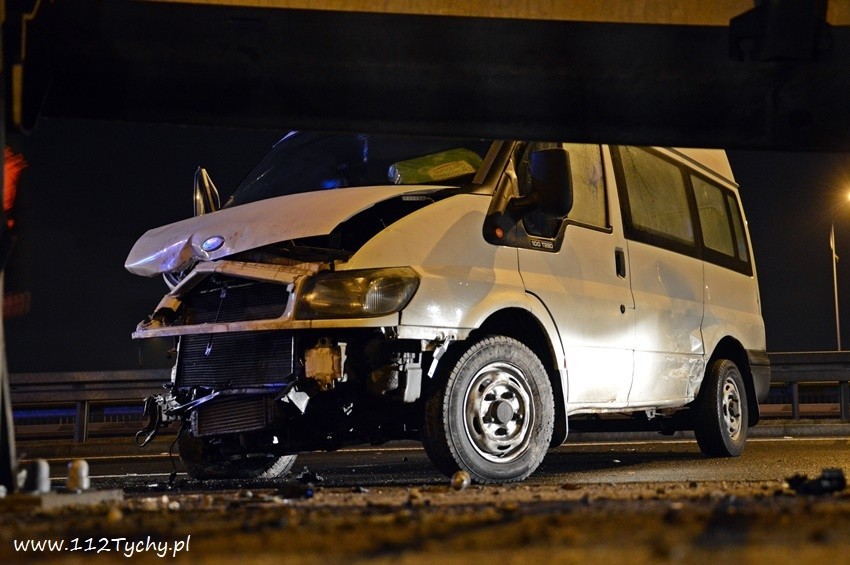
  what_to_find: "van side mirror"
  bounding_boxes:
[193,166,221,216]
[484,148,573,242]
[529,148,573,217]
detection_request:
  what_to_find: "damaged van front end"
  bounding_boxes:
[131,256,429,461]
[127,132,497,480]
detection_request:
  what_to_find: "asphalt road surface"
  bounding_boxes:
[22,435,850,488]
[4,435,850,563]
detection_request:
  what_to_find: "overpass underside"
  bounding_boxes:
[5,1,850,146]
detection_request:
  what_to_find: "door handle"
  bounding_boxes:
[615,248,627,278]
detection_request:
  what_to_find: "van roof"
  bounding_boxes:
[667,147,736,186]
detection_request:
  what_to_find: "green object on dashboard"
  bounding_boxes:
[389,148,483,184]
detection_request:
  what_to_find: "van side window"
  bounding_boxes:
[691,173,752,274]
[517,142,607,231]
[692,176,735,256]
[617,146,695,246]
[727,193,751,263]
[563,143,607,228]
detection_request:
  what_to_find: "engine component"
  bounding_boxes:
[304,338,345,390]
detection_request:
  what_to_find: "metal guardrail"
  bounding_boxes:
[9,369,169,442]
[7,353,850,444]
[768,351,850,421]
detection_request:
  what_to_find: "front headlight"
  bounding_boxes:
[295,267,420,320]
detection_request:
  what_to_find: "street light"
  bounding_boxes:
[831,192,850,351]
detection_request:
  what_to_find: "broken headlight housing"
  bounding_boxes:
[295,267,419,320]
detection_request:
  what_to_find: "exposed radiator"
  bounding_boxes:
[194,395,274,437]
[176,331,296,388]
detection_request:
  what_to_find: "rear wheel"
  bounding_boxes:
[693,358,749,457]
[422,336,554,483]
[178,428,297,480]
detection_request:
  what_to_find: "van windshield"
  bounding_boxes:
[224,131,495,208]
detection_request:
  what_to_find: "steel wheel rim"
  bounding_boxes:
[463,362,534,463]
[721,375,743,441]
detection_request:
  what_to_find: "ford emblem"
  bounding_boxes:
[201,235,225,252]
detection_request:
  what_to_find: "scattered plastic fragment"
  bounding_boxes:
[296,466,324,485]
[16,468,27,490]
[107,506,124,523]
[786,468,847,495]
[24,459,51,494]
[276,482,315,499]
[451,470,471,491]
[67,460,90,492]
[407,488,425,506]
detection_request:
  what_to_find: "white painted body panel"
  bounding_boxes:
[627,242,705,404]
[516,148,636,409]
[702,263,765,351]
[125,184,448,277]
[346,194,531,336]
[344,192,570,405]
[519,223,635,407]
[671,148,735,183]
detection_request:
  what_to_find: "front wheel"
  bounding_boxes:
[693,358,749,457]
[422,336,555,483]
[178,428,298,480]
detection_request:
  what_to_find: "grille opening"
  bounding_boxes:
[183,277,289,324]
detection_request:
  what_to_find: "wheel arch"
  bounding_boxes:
[468,307,568,446]
[706,336,760,426]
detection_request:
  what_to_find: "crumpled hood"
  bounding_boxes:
[125,184,444,277]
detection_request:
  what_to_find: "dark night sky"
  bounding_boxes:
[5,119,282,372]
[5,118,850,372]
[729,150,850,351]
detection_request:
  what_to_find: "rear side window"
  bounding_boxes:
[615,146,695,251]
[613,145,752,275]
[690,174,751,274]
[692,176,735,256]
[727,193,750,263]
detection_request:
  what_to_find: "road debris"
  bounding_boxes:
[23,459,50,494]
[406,488,426,507]
[276,482,315,499]
[451,470,471,491]
[296,466,324,485]
[786,468,847,495]
[67,459,90,491]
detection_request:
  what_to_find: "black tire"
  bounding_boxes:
[178,429,297,481]
[422,336,555,483]
[693,358,749,457]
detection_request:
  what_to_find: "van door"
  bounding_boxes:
[517,143,635,407]
[611,146,705,406]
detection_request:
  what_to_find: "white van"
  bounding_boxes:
[127,133,770,483]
